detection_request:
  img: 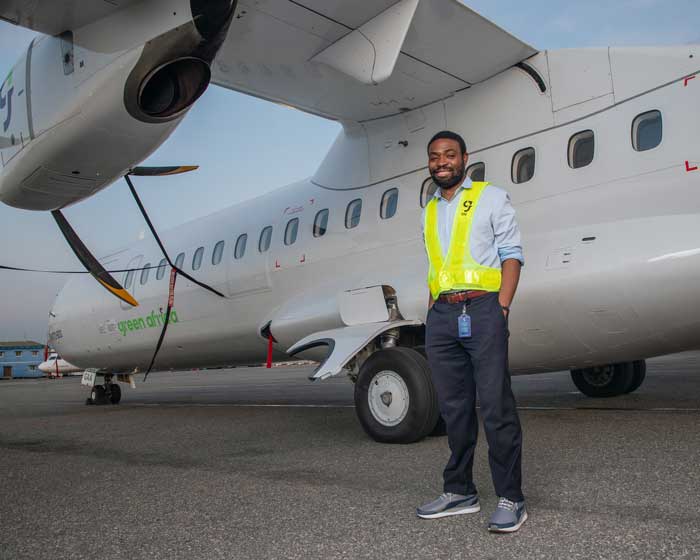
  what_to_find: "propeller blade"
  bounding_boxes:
[129,166,199,177]
[124,175,225,299]
[51,210,139,307]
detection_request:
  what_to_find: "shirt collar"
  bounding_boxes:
[433,177,473,202]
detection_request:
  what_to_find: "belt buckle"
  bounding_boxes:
[443,291,466,303]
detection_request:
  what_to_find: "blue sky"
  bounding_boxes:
[2,0,700,341]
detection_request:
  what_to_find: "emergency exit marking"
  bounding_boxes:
[684,75,696,87]
[685,160,698,172]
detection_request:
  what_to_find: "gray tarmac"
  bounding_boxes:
[1,352,700,559]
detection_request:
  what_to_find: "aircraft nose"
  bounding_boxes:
[47,280,72,354]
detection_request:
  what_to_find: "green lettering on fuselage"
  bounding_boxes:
[114,309,180,337]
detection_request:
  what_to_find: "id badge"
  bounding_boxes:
[458,313,472,338]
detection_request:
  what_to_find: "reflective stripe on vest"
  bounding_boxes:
[424,181,502,299]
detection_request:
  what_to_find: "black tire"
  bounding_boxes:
[570,362,635,398]
[109,384,122,404]
[625,360,646,394]
[354,347,439,444]
[90,385,108,405]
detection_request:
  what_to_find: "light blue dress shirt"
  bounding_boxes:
[422,177,524,269]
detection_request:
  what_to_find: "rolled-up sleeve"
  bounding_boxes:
[494,191,525,266]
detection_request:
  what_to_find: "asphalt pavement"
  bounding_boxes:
[1,352,699,559]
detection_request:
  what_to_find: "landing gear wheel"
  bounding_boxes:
[90,385,108,405]
[570,362,634,398]
[109,383,122,404]
[354,347,439,444]
[625,360,646,394]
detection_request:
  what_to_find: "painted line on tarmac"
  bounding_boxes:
[125,403,700,412]
[517,405,700,412]
[128,403,355,408]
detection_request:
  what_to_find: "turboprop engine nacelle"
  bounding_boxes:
[0,0,236,211]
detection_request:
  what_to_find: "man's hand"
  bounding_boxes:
[499,259,521,317]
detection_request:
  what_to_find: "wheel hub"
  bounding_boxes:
[582,365,614,387]
[368,370,409,427]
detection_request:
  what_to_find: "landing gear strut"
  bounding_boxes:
[570,360,646,398]
[86,374,122,405]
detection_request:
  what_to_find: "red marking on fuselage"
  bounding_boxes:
[300,254,306,263]
[686,160,698,172]
[266,335,273,369]
[684,75,696,87]
[275,260,281,269]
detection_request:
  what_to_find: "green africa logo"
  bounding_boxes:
[118,309,180,337]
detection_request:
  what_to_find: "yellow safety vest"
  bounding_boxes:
[424,181,502,299]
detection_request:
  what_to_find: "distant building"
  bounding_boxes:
[0,341,45,379]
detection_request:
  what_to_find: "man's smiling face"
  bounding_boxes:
[428,138,468,190]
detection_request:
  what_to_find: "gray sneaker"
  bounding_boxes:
[488,497,527,533]
[416,492,480,519]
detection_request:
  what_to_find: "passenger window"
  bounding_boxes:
[512,147,535,184]
[632,110,662,151]
[140,264,151,285]
[380,189,399,220]
[568,130,594,169]
[124,269,135,290]
[313,209,329,237]
[345,199,362,229]
[192,247,204,270]
[420,178,438,208]
[156,259,167,280]
[285,218,299,246]
[234,234,248,259]
[212,241,225,265]
[259,226,272,253]
[175,252,185,270]
[466,162,485,182]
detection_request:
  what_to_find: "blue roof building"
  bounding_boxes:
[0,341,44,379]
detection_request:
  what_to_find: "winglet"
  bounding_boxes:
[310,0,420,85]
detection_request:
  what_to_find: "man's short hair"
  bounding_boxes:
[427,130,467,156]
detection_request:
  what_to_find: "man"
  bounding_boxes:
[416,130,526,533]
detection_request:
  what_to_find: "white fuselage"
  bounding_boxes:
[48,47,700,376]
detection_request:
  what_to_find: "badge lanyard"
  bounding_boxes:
[458,302,472,338]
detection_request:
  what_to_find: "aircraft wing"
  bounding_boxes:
[213,0,536,122]
[0,0,142,36]
[0,0,536,122]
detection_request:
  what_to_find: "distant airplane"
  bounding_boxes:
[38,352,82,377]
[1,1,699,443]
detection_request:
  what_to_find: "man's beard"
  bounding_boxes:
[430,165,465,189]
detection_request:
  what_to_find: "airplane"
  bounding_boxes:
[1,0,700,443]
[38,351,82,377]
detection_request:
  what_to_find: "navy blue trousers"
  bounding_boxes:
[425,292,524,502]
